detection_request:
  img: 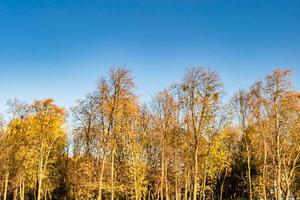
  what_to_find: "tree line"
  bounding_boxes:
[0,67,299,200]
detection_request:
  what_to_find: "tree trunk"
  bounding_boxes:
[193,145,198,200]
[133,153,139,200]
[161,142,165,200]
[285,184,290,200]
[174,151,180,200]
[262,140,267,200]
[175,175,179,200]
[37,156,43,200]
[20,178,25,200]
[13,188,17,200]
[246,140,253,200]
[111,147,115,200]
[202,156,208,200]
[97,156,106,200]
[219,168,227,200]
[165,165,169,200]
[184,170,189,200]
[44,190,47,200]
[3,172,9,200]
[275,111,281,200]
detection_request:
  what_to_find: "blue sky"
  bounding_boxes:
[0,0,300,113]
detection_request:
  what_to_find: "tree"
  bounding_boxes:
[175,67,222,200]
[30,99,67,200]
[263,70,300,199]
[97,67,138,199]
[72,93,100,157]
[151,90,180,200]
[1,67,300,199]
[232,89,255,200]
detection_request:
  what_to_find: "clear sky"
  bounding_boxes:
[0,0,300,113]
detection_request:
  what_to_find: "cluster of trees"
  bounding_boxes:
[0,67,299,200]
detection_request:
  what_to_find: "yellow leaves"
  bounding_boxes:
[9,99,66,145]
[67,156,99,199]
[32,98,65,119]
[208,127,237,170]
[3,67,300,199]
[2,98,68,196]
[280,91,300,113]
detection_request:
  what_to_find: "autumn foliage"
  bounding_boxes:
[0,68,299,200]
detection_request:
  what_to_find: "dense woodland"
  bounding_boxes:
[0,67,299,200]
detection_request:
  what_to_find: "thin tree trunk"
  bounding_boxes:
[219,168,227,200]
[97,156,106,200]
[202,156,208,200]
[175,175,179,200]
[285,183,290,200]
[246,140,253,200]
[174,152,179,200]
[3,172,9,200]
[20,177,25,200]
[193,145,198,200]
[165,165,169,200]
[37,155,43,200]
[161,142,165,200]
[184,170,189,200]
[262,140,267,200]
[276,142,281,200]
[111,147,115,200]
[13,188,17,200]
[133,152,139,200]
[275,111,281,200]
[44,190,47,200]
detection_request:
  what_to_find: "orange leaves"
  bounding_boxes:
[32,98,65,118]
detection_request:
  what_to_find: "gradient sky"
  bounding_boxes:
[0,0,300,113]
